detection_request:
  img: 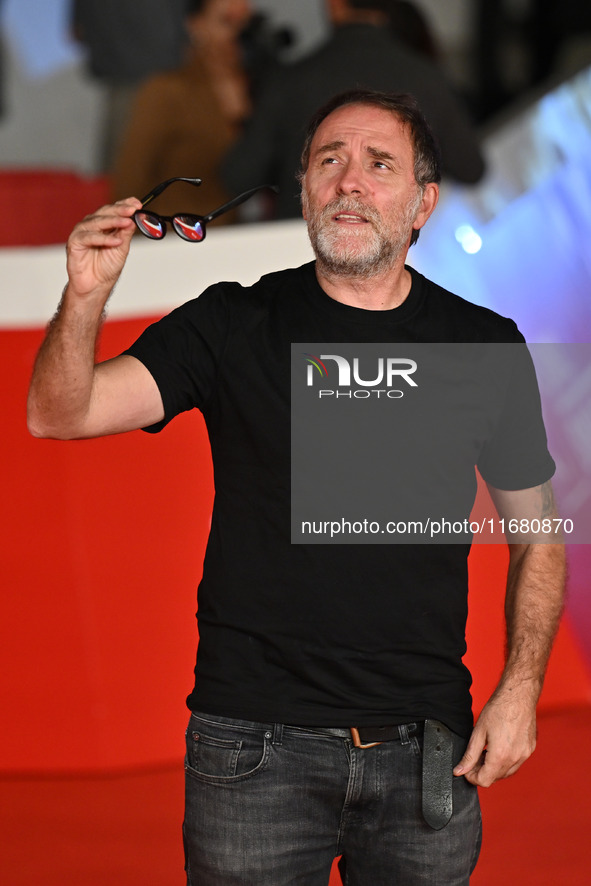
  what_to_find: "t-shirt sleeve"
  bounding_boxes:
[122,283,233,432]
[477,341,555,490]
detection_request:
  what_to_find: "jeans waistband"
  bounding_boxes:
[287,721,424,744]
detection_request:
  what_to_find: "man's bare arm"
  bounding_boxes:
[454,480,566,787]
[27,198,165,439]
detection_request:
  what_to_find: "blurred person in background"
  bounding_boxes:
[238,7,294,101]
[474,0,591,120]
[222,0,485,220]
[71,0,188,171]
[111,0,253,222]
[385,0,440,60]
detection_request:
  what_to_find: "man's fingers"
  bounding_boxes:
[455,750,486,779]
[70,198,142,235]
[68,199,143,252]
[464,755,510,787]
[464,751,498,787]
[462,744,533,787]
[64,198,144,297]
[72,202,140,235]
[103,196,143,214]
[453,732,485,777]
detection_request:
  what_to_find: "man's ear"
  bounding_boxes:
[412,183,439,234]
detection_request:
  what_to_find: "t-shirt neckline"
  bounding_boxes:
[300,261,425,326]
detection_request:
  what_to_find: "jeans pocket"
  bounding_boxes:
[188,732,242,777]
[185,715,271,784]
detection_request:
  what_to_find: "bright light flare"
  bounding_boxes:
[455,224,483,254]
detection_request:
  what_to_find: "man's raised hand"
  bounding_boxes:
[65,197,142,300]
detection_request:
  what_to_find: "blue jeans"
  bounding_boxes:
[183,711,482,885]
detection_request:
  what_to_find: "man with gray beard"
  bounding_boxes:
[28,90,564,884]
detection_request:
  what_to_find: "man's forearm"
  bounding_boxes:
[27,284,108,439]
[487,481,567,696]
[500,541,566,698]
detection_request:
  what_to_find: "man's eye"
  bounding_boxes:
[321,157,338,165]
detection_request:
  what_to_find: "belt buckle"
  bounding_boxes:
[350,727,382,749]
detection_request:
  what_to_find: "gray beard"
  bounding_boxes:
[303,191,420,279]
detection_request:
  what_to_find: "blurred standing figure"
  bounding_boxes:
[111,0,252,220]
[222,0,485,219]
[386,0,441,60]
[71,0,188,171]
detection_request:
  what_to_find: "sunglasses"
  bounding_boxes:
[133,177,276,242]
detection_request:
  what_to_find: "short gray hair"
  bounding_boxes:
[299,88,441,189]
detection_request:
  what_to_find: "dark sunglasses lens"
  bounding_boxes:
[135,212,165,239]
[173,215,205,242]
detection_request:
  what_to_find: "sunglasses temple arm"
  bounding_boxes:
[202,185,278,224]
[139,177,203,208]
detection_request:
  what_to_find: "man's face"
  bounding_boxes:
[301,103,436,278]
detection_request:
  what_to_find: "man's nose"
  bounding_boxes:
[335,160,367,196]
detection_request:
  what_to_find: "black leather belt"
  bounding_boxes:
[422,720,454,830]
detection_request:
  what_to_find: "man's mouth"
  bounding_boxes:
[333,211,369,224]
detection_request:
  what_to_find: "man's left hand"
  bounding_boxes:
[452,686,537,787]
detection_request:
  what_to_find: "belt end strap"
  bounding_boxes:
[422,719,453,830]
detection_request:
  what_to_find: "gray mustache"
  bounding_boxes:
[320,199,381,223]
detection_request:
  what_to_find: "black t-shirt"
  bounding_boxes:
[125,262,555,736]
